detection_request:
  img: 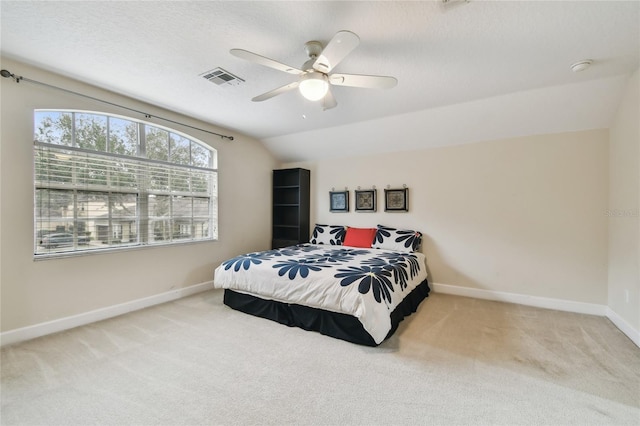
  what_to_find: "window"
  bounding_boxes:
[34,110,217,257]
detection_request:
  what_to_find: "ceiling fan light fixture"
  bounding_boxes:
[299,72,329,101]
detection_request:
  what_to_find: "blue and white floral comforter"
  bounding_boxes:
[213,243,428,344]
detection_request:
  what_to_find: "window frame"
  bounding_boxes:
[33,109,218,259]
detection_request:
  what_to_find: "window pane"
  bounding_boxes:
[191,170,210,194]
[149,194,170,244]
[173,221,191,240]
[171,167,191,193]
[193,197,209,217]
[77,154,109,187]
[35,221,75,254]
[75,113,107,151]
[149,219,169,243]
[109,118,138,156]
[110,159,138,189]
[191,143,211,168]
[34,111,73,146]
[34,189,82,254]
[172,196,191,218]
[149,195,170,217]
[111,193,138,244]
[78,191,109,217]
[145,127,169,161]
[172,196,192,240]
[35,188,73,224]
[149,164,169,192]
[170,134,190,165]
[193,220,210,239]
[112,193,137,219]
[35,149,73,184]
[77,191,108,248]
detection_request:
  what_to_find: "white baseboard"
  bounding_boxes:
[0,281,215,347]
[432,283,639,348]
[606,307,640,348]
[431,282,608,316]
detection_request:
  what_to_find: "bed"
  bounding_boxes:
[213,224,429,346]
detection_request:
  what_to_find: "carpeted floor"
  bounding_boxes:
[1,289,639,425]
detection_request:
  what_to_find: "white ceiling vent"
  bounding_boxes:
[200,67,245,86]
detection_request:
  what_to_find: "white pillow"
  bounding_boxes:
[372,225,422,252]
[310,224,346,245]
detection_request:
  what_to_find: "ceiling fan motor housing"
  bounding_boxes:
[303,41,325,71]
[304,41,323,59]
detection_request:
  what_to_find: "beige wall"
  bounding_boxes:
[287,129,610,304]
[0,58,278,332]
[608,68,640,331]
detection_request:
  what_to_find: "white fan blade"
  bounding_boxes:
[313,30,360,74]
[230,49,303,75]
[329,73,397,89]
[252,81,300,102]
[322,88,337,110]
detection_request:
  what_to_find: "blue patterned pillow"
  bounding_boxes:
[310,224,346,245]
[372,225,422,252]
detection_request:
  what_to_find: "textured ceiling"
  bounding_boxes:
[1,1,639,161]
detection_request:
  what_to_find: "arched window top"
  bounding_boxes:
[34,110,217,169]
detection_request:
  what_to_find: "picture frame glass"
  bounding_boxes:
[329,191,349,212]
[384,188,408,212]
[355,189,376,212]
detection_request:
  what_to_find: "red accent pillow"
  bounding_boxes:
[343,227,377,248]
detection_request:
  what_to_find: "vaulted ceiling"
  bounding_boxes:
[1,1,638,162]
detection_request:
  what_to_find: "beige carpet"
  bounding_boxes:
[1,289,639,425]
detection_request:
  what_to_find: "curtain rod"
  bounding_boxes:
[0,69,234,141]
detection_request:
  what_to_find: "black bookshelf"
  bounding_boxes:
[272,168,310,249]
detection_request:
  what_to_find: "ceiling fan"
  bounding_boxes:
[230,30,397,110]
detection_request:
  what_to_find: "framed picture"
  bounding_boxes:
[355,189,376,212]
[384,188,408,212]
[329,190,349,212]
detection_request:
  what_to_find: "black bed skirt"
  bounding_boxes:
[223,279,430,346]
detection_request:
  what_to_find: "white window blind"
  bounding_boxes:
[34,110,217,257]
